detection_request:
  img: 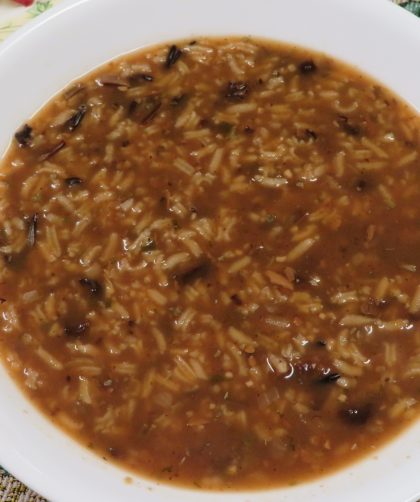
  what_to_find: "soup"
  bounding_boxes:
[1,37,420,490]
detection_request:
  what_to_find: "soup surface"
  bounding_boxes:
[1,37,420,490]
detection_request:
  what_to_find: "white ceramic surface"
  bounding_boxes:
[0,0,420,501]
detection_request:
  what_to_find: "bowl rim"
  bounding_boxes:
[0,1,420,501]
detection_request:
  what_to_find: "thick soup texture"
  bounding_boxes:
[1,38,420,490]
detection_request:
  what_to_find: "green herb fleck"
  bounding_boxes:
[241,433,255,450]
[31,193,42,203]
[216,121,235,136]
[29,0,53,17]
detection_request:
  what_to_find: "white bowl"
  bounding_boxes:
[1,0,420,501]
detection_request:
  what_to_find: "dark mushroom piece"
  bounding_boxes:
[39,141,66,161]
[27,213,38,248]
[65,105,87,132]
[129,96,162,124]
[337,115,361,136]
[175,259,212,285]
[299,60,317,74]
[340,403,372,426]
[65,177,83,187]
[165,45,182,69]
[140,238,156,252]
[14,124,33,147]
[230,294,243,306]
[318,372,341,384]
[304,129,317,140]
[95,75,127,87]
[355,179,368,192]
[64,320,90,337]
[79,277,103,297]
[1,214,38,269]
[141,99,162,124]
[170,94,188,107]
[225,81,249,100]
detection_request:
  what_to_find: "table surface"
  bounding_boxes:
[0,0,419,500]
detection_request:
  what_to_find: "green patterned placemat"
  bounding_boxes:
[0,0,61,43]
[0,0,419,500]
[396,0,420,15]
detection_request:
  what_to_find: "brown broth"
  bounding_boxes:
[0,37,420,490]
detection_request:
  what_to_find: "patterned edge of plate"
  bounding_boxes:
[0,0,62,42]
